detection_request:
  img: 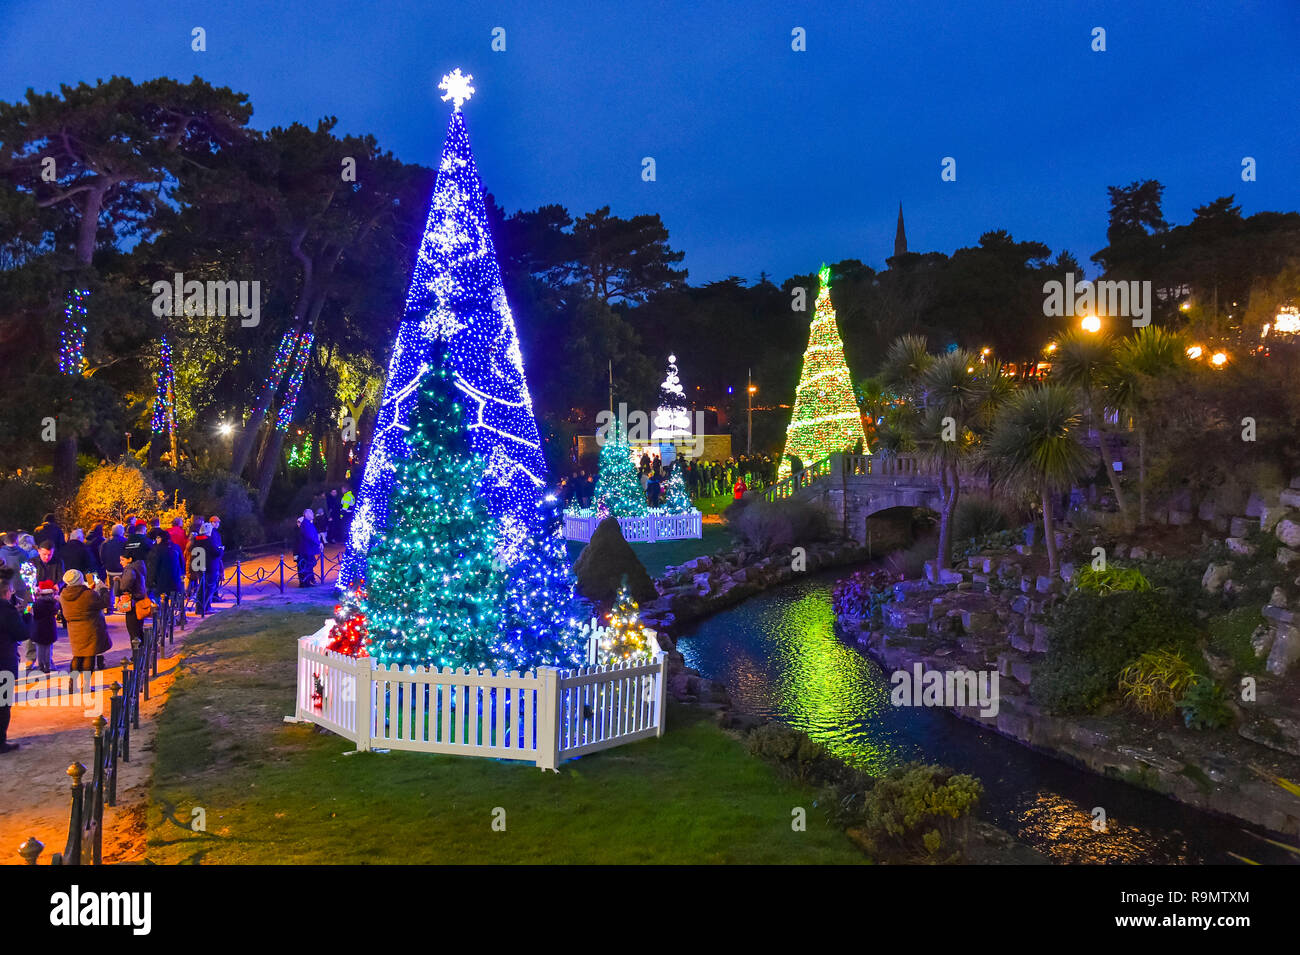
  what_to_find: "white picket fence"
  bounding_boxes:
[563,509,702,543]
[294,630,668,770]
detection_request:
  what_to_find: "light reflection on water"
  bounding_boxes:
[678,572,1291,865]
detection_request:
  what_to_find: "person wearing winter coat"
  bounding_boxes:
[167,517,188,550]
[207,516,226,602]
[61,529,93,575]
[115,553,148,646]
[85,524,106,577]
[0,569,25,753]
[296,509,322,587]
[34,514,64,556]
[188,524,219,613]
[0,533,28,593]
[123,520,153,564]
[99,524,127,599]
[733,477,748,501]
[59,570,111,690]
[29,577,59,673]
[146,529,184,599]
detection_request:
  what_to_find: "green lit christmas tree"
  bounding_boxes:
[661,465,692,513]
[778,264,868,479]
[591,420,648,517]
[362,364,506,670]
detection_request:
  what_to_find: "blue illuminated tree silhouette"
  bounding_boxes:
[342,70,551,588]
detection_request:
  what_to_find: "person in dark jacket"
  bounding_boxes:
[85,524,106,578]
[29,577,59,674]
[123,520,153,564]
[296,509,322,587]
[207,515,226,602]
[326,490,343,544]
[99,524,127,599]
[0,570,25,752]
[115,553,148,647]
[60,570,111,692]
[60,528,93,575]
[188,524,219,613]
[34,514,64,556]
[146,529,184,599]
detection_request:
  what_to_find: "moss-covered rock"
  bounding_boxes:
[573,517,656,604]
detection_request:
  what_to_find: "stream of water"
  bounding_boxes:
[677,570,1297,864]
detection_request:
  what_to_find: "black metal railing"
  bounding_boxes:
[19,605,164,865]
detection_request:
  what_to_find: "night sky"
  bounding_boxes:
[3,0,1297,283]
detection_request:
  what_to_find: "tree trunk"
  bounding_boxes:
[937,465,959,570]
[54,436,79,493]
[1137,420,1147,526]
[1090,398,1130,529]
[254,429,287,508]
[1042,486,1059,576]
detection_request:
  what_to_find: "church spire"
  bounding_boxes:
[894,202,908,258]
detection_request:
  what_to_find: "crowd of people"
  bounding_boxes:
[0,511,227,755]
[557,451,778,511]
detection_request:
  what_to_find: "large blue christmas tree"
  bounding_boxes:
[343,70,551,586]
[340,70,582,669]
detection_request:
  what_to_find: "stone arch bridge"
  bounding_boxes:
[759,453,986,545]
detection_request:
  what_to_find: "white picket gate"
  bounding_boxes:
[563,510,702,543]
[294,632,668,770]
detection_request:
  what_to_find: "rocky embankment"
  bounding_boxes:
[638,539,868,706]
[835,549,1300,836]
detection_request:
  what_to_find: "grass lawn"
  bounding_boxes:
[145,599,866,864]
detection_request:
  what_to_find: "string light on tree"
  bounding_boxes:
[778,264,868,479]
[150,335,177,438]
[599,580,654,664]
[588,419,648,517]
[342,69,551,588]
[651,354,692,439]
[59,289,90,375]
[274,332,315,431]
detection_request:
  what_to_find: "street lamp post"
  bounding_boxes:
[747,369,756,455]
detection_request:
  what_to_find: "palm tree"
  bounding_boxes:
[1052,331,1131,527]
[879,334,934,404]
[1109,326,1188,525]
[917,350,996,570]
[985,384,1095,576]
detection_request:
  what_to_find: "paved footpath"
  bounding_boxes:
[0,544,342,865]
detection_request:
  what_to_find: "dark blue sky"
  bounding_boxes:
[3,0,1297,283]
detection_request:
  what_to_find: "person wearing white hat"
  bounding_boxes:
[59,569,111,692]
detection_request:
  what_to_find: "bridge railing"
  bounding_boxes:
[762,452,984,504]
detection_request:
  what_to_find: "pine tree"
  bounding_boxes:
[591,420,647,516]
[599,580,654,664]
[498,496,585,668]
[361,364,506,670]
[661,465,692,513]
[343,70,549,587]
[778,264,869,479]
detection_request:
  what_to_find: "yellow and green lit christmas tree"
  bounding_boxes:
[777,264,868,479]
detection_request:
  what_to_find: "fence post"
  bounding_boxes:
[353,654,373,752]
[654,653,668,737]
[535,666,561,771]
[320,551,326,586]
[18,837,43,865]
[235,556,242,606]
[59,762,86,867]
[108,684,121,804]
[279,555,285,594]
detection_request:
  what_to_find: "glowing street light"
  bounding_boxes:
[1186,345,1203,360]
[218,422,233,436]
[1210,351,1228,367]
[1081,314,1101,333]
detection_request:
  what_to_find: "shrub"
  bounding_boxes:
[952,494,1015,541]
[1074,565,1152,595]
[744,722,828,783]
[1033,590,1201,714]
[1207,607,1266,674]
[834,763,982,863]
[572,517,656,604]
[1118,649,1196,718]
[69,462,164,528]
[832,567,895,626]
[724,496,829,555]
[952,528,1019,562]
[883,537,933,580]
[0,473,57,532]
[1177,676,1234,730]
